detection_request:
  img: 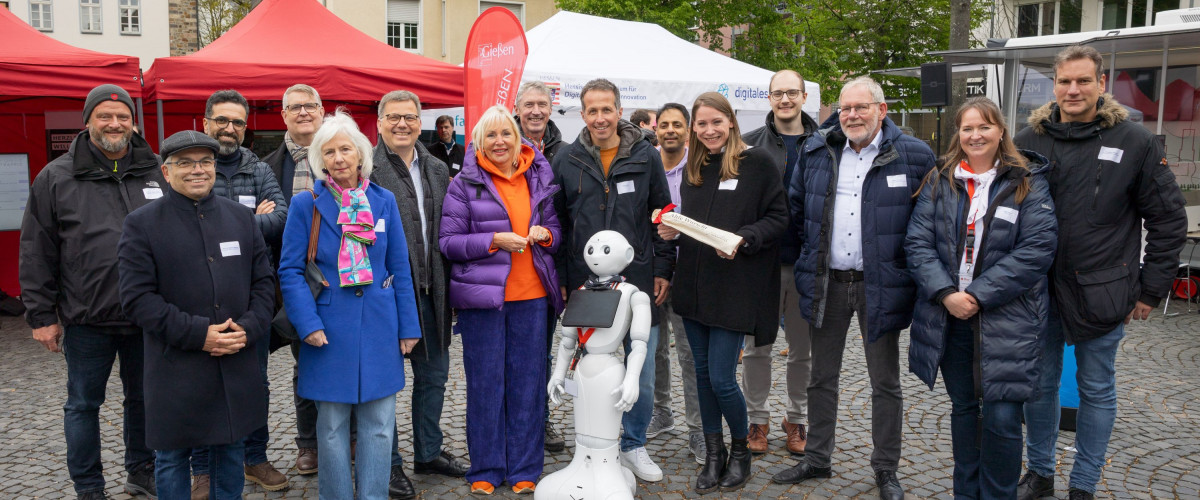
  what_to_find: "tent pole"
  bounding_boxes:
[1156,40,1167,136]
[157,99,165,148]
[136,97,145,136]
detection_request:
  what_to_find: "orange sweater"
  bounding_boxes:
[477,145,550,301]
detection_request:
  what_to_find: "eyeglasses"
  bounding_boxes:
[285,103,322,115]
[838,102,879,115]
[206,116,247,130]
[769,89,804,101]
[165,159,216,170]
[382,113,420,126]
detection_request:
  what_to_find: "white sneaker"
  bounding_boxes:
[619,446,664,482]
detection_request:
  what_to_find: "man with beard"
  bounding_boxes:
[20,84,162,500]
[739,69,819,457]
[771,76,934,500]
[427,115,464,177]
[189,89,290,497]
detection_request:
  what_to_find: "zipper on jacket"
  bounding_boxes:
[973,312,984,448]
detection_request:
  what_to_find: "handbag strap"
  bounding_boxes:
[306,190,320,262]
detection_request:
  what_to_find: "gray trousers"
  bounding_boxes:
[742,264,811,424]
[652,300,702,433]
[804,278,903,472]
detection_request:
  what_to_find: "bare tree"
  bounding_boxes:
[198,0,253,46]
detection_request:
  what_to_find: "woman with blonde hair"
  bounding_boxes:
[440,105,562,495]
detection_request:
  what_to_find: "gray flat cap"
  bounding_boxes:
[160,130,220,160]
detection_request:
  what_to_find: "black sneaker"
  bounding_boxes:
[1017,470,1055,500]
[77,491,111,500]
[125,461,157,498]
[1068,488,1094,500]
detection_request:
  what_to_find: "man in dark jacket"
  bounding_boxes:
[260,83,325,475]
[739,69,820,456]
[1013,45,1188,500]
[516,81,567,163]
[191,89,290,494]
[427,114,465,177]
[19,84,160,500]
[369,90,467,499]
[551,78,674,482]
[118,130,275,500]
[771,76,934,500]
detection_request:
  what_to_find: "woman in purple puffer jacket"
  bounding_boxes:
[439,105,563,495]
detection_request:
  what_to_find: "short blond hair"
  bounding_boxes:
[470,105,521,150]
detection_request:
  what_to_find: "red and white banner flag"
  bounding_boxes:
[463,7,528,138]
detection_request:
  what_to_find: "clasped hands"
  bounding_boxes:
[942,291,979,320]
[493,225,551,253]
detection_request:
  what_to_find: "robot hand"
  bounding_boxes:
[610,374,639,412]
[548,376,567,406]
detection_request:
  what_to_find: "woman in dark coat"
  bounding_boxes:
[439,105,562,495]
[905,97,1057,499]
[661,92,788,494]
[279,111,422,500]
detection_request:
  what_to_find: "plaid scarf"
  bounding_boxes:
[285,133,313,196]
[327,178,376,287]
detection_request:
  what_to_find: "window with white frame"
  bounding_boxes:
[119,0,140,34]
[80,0,101,33]
[1016,0,1081,37]
[480,1,524,26]
[1102,0,1177,29]
[29,0,53,31]
[387,0,420,51]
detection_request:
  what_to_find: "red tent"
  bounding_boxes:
[143,0,464,106]
[0,8,143,296]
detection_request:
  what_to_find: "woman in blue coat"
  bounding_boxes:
[279,111,421,500]
[905,97,1057,499]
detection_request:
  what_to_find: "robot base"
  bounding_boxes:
[533,441,636,500]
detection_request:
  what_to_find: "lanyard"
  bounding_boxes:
[962,160,980,267]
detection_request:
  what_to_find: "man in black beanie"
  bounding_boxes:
[20,83,162,500]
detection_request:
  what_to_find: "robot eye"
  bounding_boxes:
[603,245,611,254]
[587,246,594,255]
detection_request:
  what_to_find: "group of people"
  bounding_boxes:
[18,42,1188,500]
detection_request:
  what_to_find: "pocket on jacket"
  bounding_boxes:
[315,288,332,306]
[1074,264,1130,325]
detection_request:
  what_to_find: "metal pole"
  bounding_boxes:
[1156,38,1168,135]
[1003,55,1019,134]
[156,99,165,149]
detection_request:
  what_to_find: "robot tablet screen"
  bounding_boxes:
[560,289,622,328]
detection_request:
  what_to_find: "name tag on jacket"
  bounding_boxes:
[375,219,386,232]
[718,179,738,191]
[238,195,255,208]
[886,175,906,188]
[219,241,241,257]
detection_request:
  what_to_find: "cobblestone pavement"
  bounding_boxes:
[2,302,1199,499]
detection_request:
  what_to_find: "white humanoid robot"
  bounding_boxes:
[536,230,652,500]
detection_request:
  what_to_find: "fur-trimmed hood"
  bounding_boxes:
[1026,93,1129,135]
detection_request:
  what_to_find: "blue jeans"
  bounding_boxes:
[620,324,659,451]
[1024,309,1125,494]
[683,319,749,439]
[316,395,396,500]
[193,337,271,474]
[459,299,548,486]
[393,292,451,466]
[62,325,154,494]
[942,319,1023,499]
[158,443,244,500]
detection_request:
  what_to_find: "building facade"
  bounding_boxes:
[4,0,171,70]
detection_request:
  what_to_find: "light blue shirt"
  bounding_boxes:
[829,130,883,271]
[661,147,688,208]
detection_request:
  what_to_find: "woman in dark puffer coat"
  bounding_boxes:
[905,97,1057,500]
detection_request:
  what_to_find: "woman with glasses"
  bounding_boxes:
[659,92,787,494]
[279,110,422,500]
[905,97,1056,499]
[439,105,562,495]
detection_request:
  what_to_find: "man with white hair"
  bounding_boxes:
[771,76,934,500]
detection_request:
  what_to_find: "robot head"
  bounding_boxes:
[584,230,634,277]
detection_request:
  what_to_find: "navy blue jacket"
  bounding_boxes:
[789,115,935,342]
[905,152,1057,402]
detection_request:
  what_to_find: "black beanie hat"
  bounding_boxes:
[82,84,135,123]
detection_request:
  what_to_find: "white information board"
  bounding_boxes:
[0,154,30,231]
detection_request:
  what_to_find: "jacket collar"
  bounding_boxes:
[763,110,820,139]
[70,130,159,180]
[515,115,563,149]
[1026,94,1128,136]
[164,182,216,210]
[575,119,645,164]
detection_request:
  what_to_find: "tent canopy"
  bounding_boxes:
[523,11,820,115]
[0,8,141,98]
[144,0,463,106]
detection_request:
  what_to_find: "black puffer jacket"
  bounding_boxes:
[517,116,566,163]
[19,130,164,329]
[743,110,820,264]
[1015,95,1187,342]
[426,140,465,177]
[212,147,288,245]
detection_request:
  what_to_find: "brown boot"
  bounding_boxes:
[747,423,769,454]
[295,448,318,475]
[190,474,209,500]
[245,462,289,491]
[781,417,807,455]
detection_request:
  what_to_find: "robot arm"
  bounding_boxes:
[612,289,652,412]
[547,327,579,406]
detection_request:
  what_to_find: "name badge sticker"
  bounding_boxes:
[564,378,579,398]
[1098,146,1124,163]
[616,180,636,194]
[718,179,739,191]
[238,195,255,208]
[219,241,241,257]
[995,206,1019,224]
[887,174,907,188]
[143,187,163,199]
[374,219,386,232]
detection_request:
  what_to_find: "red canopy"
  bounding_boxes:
[0,8,142,98]
[144,0,464,107]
